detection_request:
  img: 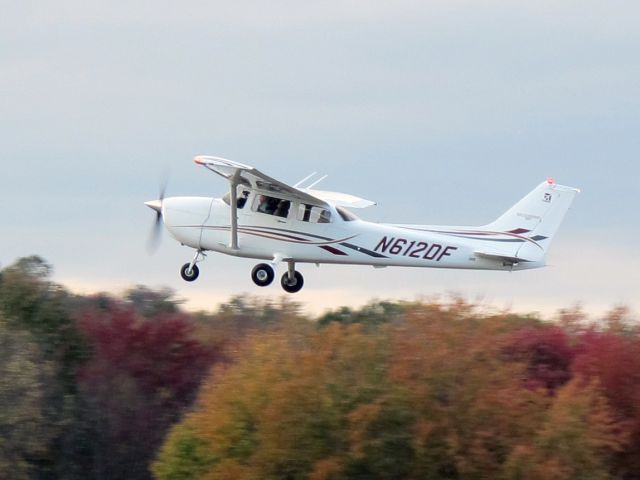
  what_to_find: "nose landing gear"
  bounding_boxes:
[180,250,205,282]
[180,263,199,282]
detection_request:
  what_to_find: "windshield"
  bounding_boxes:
[222,189,250,209]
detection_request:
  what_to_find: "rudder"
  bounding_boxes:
[484,179,580,261]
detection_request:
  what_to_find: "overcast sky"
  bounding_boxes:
[2,1,639,317]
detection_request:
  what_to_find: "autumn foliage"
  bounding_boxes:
[77,307,215,479]
[154,302,640,480]
[1,257,639,480]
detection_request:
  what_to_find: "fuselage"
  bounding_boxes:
[161,195,543,272]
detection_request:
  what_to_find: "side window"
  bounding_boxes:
[236,190,250,209]
[298,204,332,223]
[253,194,290,218]
[222,189,251,209]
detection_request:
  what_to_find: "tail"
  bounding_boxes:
[482,179,580,262]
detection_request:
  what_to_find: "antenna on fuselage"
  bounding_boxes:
[306,174,328,189]
[294,172,318,188]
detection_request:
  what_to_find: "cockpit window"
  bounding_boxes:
[336,206,359,221]
[298,204,332,223]
[253,194,290,218]
[222,189,251,209]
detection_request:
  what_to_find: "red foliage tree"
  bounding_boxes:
[505,325,574,393]
[77,306,216,479]
[572,328,640,478]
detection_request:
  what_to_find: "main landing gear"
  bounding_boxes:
[251,263,275,287]
[179,250,305,293]
[251,261,304,293]
[281,269,303,293]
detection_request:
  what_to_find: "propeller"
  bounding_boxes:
[145,180,167,254]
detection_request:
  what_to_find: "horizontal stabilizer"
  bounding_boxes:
[474,250,536,266]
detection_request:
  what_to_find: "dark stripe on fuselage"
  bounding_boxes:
[320,245,348,256]
[340,242,388,258]
[196,225,385,257]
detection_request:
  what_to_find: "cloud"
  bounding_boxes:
[2,1,638,319]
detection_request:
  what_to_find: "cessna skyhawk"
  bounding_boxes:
[145,156,579,293]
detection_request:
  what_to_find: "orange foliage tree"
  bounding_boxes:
[153,301,636,480]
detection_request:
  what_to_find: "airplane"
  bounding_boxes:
[145,156,579,293]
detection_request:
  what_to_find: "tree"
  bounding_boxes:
[0,317,56,479]
[502,378,624,480]
[154,302,553,480]
[505,325,574,393]
[389,303,549,480]
[572,326,640,478]
[0,256,89,478]
[0,256,87,385]
[78,306,216,479]
[317,301,408,329]
[124,285,184,317]
[153,323,398,480]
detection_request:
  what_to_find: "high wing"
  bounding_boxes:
[194,155,329,207]
[194,155,376,209]
[300,189,376,209]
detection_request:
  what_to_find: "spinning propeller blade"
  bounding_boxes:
[145,180,167,254]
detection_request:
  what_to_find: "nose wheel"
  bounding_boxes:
[180,263,200,282]
[180,250,205,282]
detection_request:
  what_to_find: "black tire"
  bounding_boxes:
[180,263,199,282]
[281,270,304,293]
[251,263,275,287]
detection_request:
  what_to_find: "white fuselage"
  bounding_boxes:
[161,195,542,272]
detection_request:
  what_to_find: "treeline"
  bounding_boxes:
[0,256,290,479]
[1,257,639,480]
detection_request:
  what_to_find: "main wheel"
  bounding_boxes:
[251,263,275,287]
[281,270,304,293]
[180,263,200,282]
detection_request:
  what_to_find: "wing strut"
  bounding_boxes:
[229,171,239,250]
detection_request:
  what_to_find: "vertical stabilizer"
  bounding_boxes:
[484,179,580,261]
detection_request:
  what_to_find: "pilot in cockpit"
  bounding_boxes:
[274,200,290,218]
[237,190,250,208]
[257,195,272,214]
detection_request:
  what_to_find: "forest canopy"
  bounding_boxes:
[0,256,638,480]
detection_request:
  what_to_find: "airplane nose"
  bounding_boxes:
[144,199,162,213]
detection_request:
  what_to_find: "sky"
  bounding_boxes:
[1,0,639,317]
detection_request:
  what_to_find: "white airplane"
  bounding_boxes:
[145,156,579,293]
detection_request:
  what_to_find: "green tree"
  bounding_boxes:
[0,256,89,478]
[124,285,183,317]
[0,316,56,479]
[0,256,87,385]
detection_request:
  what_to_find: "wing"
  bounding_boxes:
[301,189,376,209]
[194,156,375,208]
[194,156,328,206]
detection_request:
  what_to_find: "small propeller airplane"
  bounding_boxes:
[145,156,579,293]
